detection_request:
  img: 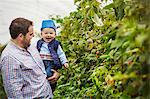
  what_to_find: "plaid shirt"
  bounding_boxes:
[0,41,53,99]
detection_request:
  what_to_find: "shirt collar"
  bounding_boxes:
[10,40,27,52]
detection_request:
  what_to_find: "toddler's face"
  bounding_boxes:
[41,28,56,43]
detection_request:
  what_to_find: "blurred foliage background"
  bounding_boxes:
[53,0,150,98]
[0,44,6,98]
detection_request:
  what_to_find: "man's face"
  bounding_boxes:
[41,28,56,43]
[22,25,34,49]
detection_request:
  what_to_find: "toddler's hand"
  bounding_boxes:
[63,63,69,68]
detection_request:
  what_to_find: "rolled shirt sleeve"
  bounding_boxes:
[1,56,24,99]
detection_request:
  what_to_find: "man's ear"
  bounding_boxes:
[18,33,24,40]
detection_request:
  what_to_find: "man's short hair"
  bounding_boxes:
[9,18,33,39]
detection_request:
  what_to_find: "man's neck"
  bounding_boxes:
[11,39,25,50]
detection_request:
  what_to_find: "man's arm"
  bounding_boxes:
[1,56,24,99]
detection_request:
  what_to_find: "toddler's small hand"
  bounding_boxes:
[64,63,69,68]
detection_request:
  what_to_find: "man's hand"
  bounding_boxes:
[47,69,60,84]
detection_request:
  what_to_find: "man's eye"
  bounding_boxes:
[30,33,33,36]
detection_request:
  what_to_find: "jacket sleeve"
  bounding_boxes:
[1,55,24,99]
[57,45,68,65]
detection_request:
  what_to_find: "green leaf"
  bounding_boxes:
[120,94,131,99]
[92,14,103,26]
[103,3,114,9]
[99,55,110,59]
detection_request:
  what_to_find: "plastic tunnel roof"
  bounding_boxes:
[0,0,77,44]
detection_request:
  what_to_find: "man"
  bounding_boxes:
[0,18,59,99]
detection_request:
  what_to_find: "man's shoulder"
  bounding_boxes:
[1,43,11,56]
[1,42,24,61]
[0,44,14,61]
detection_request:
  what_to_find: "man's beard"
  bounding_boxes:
[22,39,30,50]
[24,43,30,49]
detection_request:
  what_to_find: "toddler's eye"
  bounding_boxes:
[30,33,33,36]
[47,32,53,34]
